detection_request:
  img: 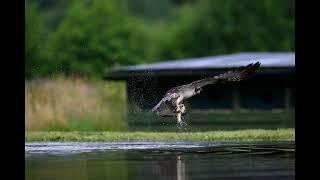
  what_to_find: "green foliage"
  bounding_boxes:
[154,0,295,60]
[25,3,45,78]
[26,0,294,79]
[46,0,149,77]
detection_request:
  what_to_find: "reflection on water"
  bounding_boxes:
[25,142,294,180]
[177,155,186,180]
[152,154,188,180]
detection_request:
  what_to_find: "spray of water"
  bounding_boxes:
[126,68,190,131]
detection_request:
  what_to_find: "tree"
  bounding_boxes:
[47,0,148,77]
[25,3,45,78]
[155,0,295,60]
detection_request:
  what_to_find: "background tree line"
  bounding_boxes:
[26,0,294,79]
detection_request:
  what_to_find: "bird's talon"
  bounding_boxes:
[177,121,187,128]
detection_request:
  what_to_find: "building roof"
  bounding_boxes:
[104,52,295,80]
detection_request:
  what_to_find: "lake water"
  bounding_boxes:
[25,142,295,180]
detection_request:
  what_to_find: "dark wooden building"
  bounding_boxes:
[104,52,295,130]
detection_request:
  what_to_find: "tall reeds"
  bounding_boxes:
[25,77,127,131]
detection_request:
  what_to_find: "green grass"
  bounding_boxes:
[25,128,294,142]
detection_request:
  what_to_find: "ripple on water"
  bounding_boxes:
[25,141,295,156]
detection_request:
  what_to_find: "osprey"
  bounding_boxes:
[151,62,261,128]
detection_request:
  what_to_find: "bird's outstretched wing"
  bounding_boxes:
[188,62,261,89]
[151,62,261,113]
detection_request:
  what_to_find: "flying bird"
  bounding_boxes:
[151,62,261,128]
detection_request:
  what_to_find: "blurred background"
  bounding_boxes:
[25,0,295,131]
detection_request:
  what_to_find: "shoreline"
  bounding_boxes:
[25,129,295,142]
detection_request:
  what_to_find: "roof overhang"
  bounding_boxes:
[104,52,295,80]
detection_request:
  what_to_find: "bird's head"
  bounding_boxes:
[179,104,187,115]
[179,104,186,112]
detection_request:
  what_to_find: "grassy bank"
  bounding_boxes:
[25,77,127,131]
[26,129,294,142]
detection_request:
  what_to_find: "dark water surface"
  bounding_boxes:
[26,142,295,180]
